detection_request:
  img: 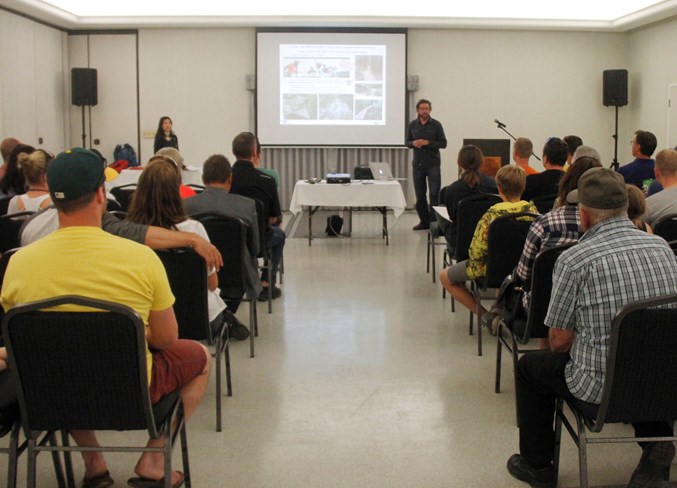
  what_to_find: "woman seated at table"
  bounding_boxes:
[439,165,537,321]
[126,157,231,335]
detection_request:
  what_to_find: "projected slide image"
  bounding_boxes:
[282,94,318,120]
[319,94,353,120]
[283,58,351,79]
[279,43,386,125]
[355,83,383,97]
[355,55,383,81]
[355,99,382,121]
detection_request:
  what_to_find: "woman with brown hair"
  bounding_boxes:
[443,144,498,248]
[126,157,248,338]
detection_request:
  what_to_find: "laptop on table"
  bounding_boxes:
[368,162,394,181]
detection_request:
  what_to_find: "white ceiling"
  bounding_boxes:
[4,0,677,31]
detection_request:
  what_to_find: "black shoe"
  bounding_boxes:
[628,442,675,488]
[506,454,556,488]
[227,321,250,341]
[412,222,429,231]
[258,286,281,301]
[221,311,250,341]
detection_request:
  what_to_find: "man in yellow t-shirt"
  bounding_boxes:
[0,148,209,488]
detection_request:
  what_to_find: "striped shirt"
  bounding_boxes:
[546,216,677,404]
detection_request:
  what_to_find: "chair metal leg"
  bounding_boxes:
[59,430,74,488]
[577,416,589,488]
[27,437,37,488]
[224,333,232,397]
[180,414,191,488]
[553,398,564,484]
[163,426,172,488]
[426,233,431,274]
[249,299,257,358]
[431,235,437,283]
[215,338,222,432]
[6,420,20,488]
[495,323,503,393]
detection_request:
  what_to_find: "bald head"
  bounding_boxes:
[1,138,20,164]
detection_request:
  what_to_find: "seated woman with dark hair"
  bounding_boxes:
[0,143,34,200]
[126,157,248,340]
[443,145,498,250]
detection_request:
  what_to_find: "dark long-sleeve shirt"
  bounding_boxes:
[406,117,447,170]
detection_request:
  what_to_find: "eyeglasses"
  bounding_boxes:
[630,140,637,145]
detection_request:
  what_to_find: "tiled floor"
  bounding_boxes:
[2,210,673,487]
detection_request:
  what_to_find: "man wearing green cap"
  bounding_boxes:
[1,148,207,488]
[506,168,677,488]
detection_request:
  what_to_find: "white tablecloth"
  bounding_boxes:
[289,180,406,218]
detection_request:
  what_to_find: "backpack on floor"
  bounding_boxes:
[113,143,138,167]
[325,215,343,237]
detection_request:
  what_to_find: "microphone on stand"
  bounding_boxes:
[494,119,507,129]
[492,118,541,161]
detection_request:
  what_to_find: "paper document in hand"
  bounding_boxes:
[433,206,450,222]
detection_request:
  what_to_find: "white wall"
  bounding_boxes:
[138,28,255,166]
[408,28,629,183]
[628,17,677,150]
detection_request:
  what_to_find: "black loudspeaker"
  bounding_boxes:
[71,68,98,106]
[603,69,628,107]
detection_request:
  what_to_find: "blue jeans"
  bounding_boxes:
[413,165,441,226]
[261,225,285,287]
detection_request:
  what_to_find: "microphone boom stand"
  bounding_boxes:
[495,122,541,161]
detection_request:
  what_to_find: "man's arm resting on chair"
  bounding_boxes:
[145,226,223,271]
[146,307,179,350]
[549,327,574,353]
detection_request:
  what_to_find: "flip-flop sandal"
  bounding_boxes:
[127,471,184,488]
[82,470,114,488]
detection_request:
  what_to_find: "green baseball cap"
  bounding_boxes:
[47,148,118,202]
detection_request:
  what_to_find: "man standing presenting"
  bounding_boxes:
[406,99,447,230]
[506,168,677,488]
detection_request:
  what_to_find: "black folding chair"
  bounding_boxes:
[254,199,274,314]
[109,183,137,212]
[196,214,259,358]
[552,293,677,488]
[0,196,13,215]
[653,212,677,253]
[155,248,232,432]
[427,186,449,283]
[472,212,538,356]
[0,212,34,253]
[2,296,191,488]
[495,244,575,397]
[529,193,557,214]
[450,193,502,315]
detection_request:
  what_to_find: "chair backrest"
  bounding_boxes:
[653,213,677,251]
[109,184,137,212]
[0,196,12,216]
[454,193,502,262]
[592,293,677,431]
[2,296,159,436]
[186,184,205,193]
[195,214,248,301]
[106,198,122,212]
[0,212,34,253]
[484,212,539,289]
[518,243,576,343]
[530,193,557,214]
[155,248,210,342]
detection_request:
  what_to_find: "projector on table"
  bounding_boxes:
[326,173,351,184]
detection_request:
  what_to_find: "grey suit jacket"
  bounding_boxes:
[184,187,263,298]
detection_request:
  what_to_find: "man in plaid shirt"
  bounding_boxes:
[507,168,677,488]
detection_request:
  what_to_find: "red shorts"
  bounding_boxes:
[149,339,207,404]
